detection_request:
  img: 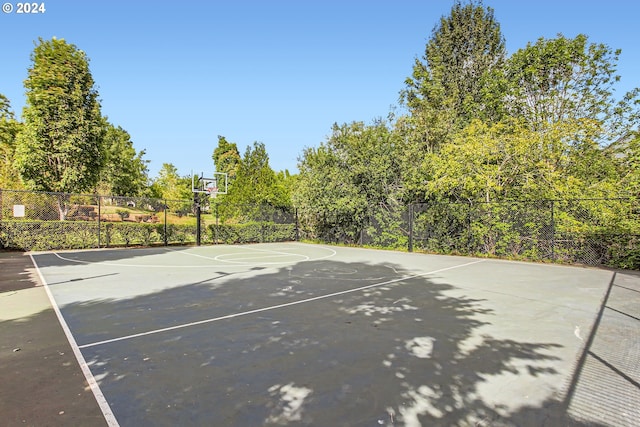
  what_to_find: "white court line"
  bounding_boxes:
[52,251,294,268]
[174,249,309,263]
[53,244,338,268]
[78,259,485,349]
[51,252,241,268]
[215,252,309,263]
[174,244,337,265]
[29,254,120,427]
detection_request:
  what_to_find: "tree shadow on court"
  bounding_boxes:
[0,305,109,426]
[13,258,617,426]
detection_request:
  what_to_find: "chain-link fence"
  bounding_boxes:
[410,200,556,260]
[411,198,640,268]
[298,198,640,269]
[206,200,299,244]
[3,189,637,269]
[0,189,300,251]
[296,202,409,249]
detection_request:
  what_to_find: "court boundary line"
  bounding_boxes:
[170,244,337,265]
[172,248,311,264]
[29,254,120,427]
[78,259,485,349]
[51,244,338,268]
[51,252,238,268]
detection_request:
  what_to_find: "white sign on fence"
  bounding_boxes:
[13,204,25,218]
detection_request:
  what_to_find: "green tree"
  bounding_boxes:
[228,142,288,208]
[402,0,507,151]
[212,135,241,186]
[295,120,404,243]
[295,133,362,221]
[98,122,149,196]
[151,163,192,201]
[505,34,640,138]
[14,38,105,218]
[398,1,507,202]
[426,118,620,202]
[276,169,297,206]
[612,132,640,196]
[0,95,23,189]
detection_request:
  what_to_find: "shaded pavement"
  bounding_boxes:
[0,251,106,426]
[0,247,638,426]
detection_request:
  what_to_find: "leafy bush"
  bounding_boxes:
[163,224,197,244]
[0,220,198,250]
[208,222,295,244]
[0,221,98,251]
[116,209,130,220]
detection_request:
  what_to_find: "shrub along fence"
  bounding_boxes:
[2,189,637,269]
[206,200,299,244]
[0,189,299,251]
[297,198,640,270]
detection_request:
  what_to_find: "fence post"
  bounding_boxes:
[408,203,414,252]
[214,203,219,244]
[195,193,201,246]
[466,201,473,252]
[551,200,556,262]
[295,208,299,241]
[163,199,168,246]
[0,189,3,249]
[97,195,101,248]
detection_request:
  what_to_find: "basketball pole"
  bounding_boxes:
[195,190,201,246]
[193,173,202,246]
[192,171,226,246]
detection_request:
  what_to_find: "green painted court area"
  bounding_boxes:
[4,243,640,426]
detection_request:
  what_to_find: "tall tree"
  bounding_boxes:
[0,95,23,189]
[151,163,192,201]
[402,0,507,151]
[505,34,640,138]
[426,118,619,202]
[14,38,105,217]
[212,135,241,186]
[98,122,149,196]
[612,132,640,197]
[295,120,404,243]
[229,142,288,208]
[398,1,507,203]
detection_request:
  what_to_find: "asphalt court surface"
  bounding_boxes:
[9,243,640,426]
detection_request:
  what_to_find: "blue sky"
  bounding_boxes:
[2,0,639,179]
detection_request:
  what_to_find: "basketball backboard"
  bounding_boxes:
[192,172,228,196]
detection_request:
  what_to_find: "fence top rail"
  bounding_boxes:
[410,197,638,206]
[0,188,193,204]
[2,188,637,210]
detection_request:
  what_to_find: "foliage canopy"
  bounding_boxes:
[14,38,105,194]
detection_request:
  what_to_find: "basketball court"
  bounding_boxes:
[2,243,639,426]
